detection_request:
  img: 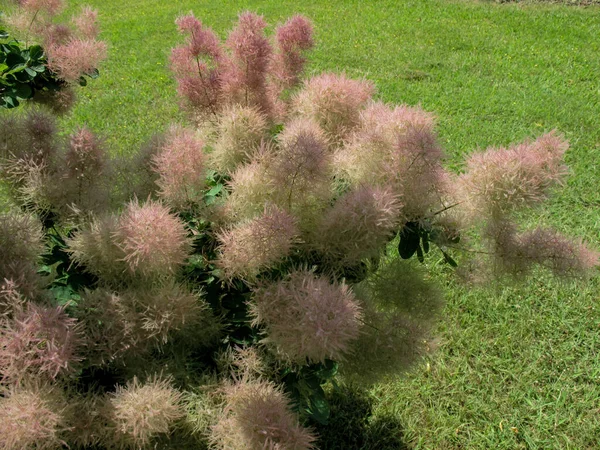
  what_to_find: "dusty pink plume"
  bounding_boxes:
[272,15,314,90]
[250,270,363,364]
[0,383,69,450]
[270,118,332,224]
[293,72,375,145]
[152,125,206,207]
[46,38,107,83]
[171,14,225,116]
[313,185,403,266]
[0,302,80,384]
[520,227,599,277]
[458,131,569,217]
[18,0,63,16]
[223,12,274,116]
[175,14,222,59]
[65,127,107,180]
[116,199,192,278]
[211,378,316,450]
[72,6,100,39]
[216,206,299,280]
[110,375,184,448]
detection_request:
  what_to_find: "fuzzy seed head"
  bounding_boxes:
[32,86,77,114]
[211,379,316,450]
[224,150,277,222]
[250,270,362,363]
[335,102,444,219]
[486,220,599,278]
[0,212,44,299]
[67,214,127,283]
[117,200,192,278]
[72,6,99,39]
[46,38,107,83]
[152,125,206,207]
[23,109,59,164]
[216,206,298,280]
[75,289,139,366]
[313,185,403,266]
[272,15,314,90]
[223,12,273,115]
[520,228,599,277]
[271,120,332,227]
[18,0,63,16]
[458,131,569,218]
[276,15,314,53]
[175,14,222,59]
[0,279,26,320]
[211,105,269,173]
[0,383,68,450]
[342,299,432,382]
[0,302,80,384]
[293,73,374,145]
[42,23,74,47]
[65,126,106,180]
[110,376,184,447]
[123,282,205,346]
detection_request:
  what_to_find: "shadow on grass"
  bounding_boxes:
[314,384,408,450]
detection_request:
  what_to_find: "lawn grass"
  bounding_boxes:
[4,0,600,447]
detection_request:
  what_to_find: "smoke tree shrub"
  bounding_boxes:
[0,10,597,450]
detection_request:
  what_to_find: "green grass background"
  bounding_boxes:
[4,0,600,447]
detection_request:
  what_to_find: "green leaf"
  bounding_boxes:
[6,52,25,68]
[50,285,80,306]
[422,233,430,253]
[86,68,100,79]
[1,44,20,54]
[316,359,338,379]
[6,63,26,74]
[37,265,53,276]
[0,30,9,40]
[14,83,33,100]
[398,225,420,259]
[25,67,37,78]
[306,389,330,425]
[28,45,43,60]
[206,184,223,196]
[2,95,18,108]
[416,244,424,263]
[441,249,458,267]
[78,76,87,87]
[31,64,46,73]
[204,184,223,206]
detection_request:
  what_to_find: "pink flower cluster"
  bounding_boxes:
[459,132,569,217]
[250,270,362,363]
[116,200,192,278]
[171,12,315,120]
[152,125,206,207]
[0,303,80,384]
[211,379,316,450]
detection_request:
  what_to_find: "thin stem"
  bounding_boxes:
[25,9,40,48]
[357,317,381,332]
[432,201,463,216]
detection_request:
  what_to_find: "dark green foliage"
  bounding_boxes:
[0,31,63,108]
[398,220,459,266]
[0,31,99,109]
[39,225,98,306]
[282,359,338,425]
